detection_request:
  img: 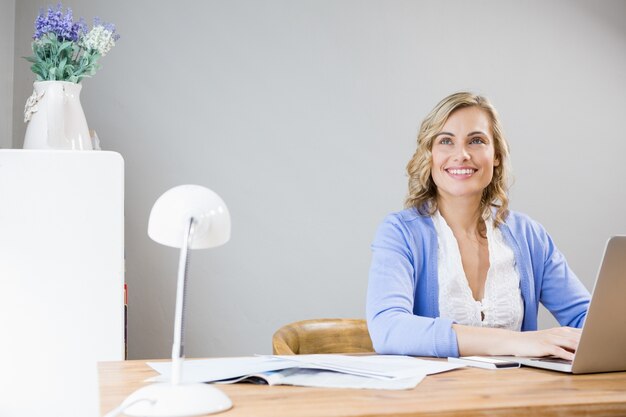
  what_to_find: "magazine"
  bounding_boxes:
[147,354,463,390]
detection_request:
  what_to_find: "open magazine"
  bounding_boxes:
[147,354,463,390]
[215,367,426,390]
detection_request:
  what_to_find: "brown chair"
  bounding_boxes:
[272,318,374,355]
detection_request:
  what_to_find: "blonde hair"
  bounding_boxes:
[405,92,511,226]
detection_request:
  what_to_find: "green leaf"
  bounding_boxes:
[59,41,72,51]
[34,47,46,60]
[30,64,42,79]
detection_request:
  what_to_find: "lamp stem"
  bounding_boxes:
[171,216,195,385]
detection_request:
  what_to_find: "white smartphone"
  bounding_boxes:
[448,356,521,370]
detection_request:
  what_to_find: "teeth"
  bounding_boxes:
[448,169,475,175]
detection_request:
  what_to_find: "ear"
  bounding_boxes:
[494,154,500,167]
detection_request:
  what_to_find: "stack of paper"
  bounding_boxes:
[147,355,463,390]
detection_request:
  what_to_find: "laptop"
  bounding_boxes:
[500,235,626,374]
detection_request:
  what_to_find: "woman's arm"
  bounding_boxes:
[537,233,590,328]
[508,214,590,328]
[367,214,459,357]
[453,324,581,360]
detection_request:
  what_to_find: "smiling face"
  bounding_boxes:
[430,106,499,202]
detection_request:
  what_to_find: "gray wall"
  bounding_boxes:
[11,0,626,359]
[1,0,15,149]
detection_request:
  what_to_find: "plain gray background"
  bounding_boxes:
[4,0,626,359]
[0,0,15,149]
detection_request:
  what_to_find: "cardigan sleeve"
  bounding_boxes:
[366,214,459,358]
[533,224,590,328]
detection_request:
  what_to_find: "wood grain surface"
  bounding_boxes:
[99,359,626,417]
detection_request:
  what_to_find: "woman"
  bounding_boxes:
[366,92,590,359]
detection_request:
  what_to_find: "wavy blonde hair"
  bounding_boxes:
[405,92,511,226]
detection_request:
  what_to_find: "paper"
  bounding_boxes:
[267,354,461,379]
[147,356,299,383]
[223,368,426,390]
[147,355,463,390]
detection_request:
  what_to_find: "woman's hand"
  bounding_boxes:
[453,324,582,360]
[509,327,582,361]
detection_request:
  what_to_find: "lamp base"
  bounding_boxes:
[121,382,232,417]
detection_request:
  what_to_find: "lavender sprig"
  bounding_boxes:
[34,3,86,42]
[81,17,121,57]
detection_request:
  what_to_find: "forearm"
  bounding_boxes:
[452,324,580,360]
[452,324,520,356]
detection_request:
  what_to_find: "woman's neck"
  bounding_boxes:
[437,195,484,238]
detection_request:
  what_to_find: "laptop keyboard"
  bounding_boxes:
[536,357,573,365]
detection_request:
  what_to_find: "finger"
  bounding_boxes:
[562,326,582,334]
[536,330,579,352]
[549,333,580,352]
[548,326,582,336]
[548,328,582,344]
[549,345,575,361]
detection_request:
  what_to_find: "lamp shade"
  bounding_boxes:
[148,185,231,249]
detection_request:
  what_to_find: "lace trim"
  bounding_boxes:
[433,211,524,330]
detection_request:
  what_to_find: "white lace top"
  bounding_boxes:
[432,211,524,330]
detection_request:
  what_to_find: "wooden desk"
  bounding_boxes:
[99,359,626,416]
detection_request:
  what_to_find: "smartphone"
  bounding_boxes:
[448,356,521,369]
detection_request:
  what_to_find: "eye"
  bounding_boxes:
[470,137,486,144]
[438,137,453,145]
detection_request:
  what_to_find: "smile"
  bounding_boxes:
[446,168,477,175]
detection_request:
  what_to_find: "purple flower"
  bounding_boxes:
[33,3,85,42]
[69,17,87,42]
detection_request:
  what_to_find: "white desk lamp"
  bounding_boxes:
[121,185,233,417]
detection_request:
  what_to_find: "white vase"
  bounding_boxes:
[23,81,93,150]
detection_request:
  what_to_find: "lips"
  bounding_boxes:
[446,168,477,176]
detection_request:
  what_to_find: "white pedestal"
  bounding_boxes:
[0,150,125,417]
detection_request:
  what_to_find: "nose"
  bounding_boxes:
[453,144,470,162]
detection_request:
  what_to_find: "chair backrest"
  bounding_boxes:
[272,318,374,355]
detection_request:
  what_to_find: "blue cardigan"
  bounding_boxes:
[366,208,590,358]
